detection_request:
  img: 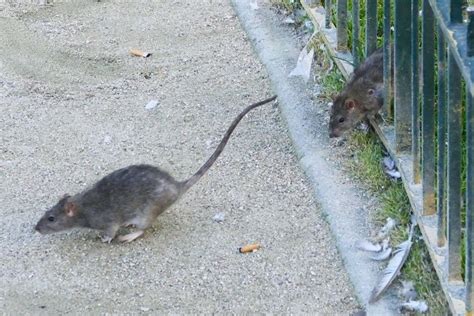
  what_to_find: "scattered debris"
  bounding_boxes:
[376,217,397,240]
[385,168,401,179]
[303,19,314,33]
[399,280,418,301]
[239,243,260,253]
[382,155,401,180]
[250,0,259,10]
[145,100,159,110]
[355,239,382,252]
[369,218,416,303]
[283,17,296,24]
[103,135,112,145]
[400,300,428,313]
[212,212,225,223]
[139,306,151,312]
[289,47,314,82]
[130,49,152,58]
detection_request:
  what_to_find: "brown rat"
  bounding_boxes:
[35,95,277,243]
[329,48,390,138]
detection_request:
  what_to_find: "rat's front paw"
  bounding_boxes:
[100,235,114,243]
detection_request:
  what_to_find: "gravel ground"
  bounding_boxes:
[0,1,359,314]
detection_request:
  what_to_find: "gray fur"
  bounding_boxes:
[35,96,277,242]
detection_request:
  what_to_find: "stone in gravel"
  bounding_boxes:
[103,135,112,144]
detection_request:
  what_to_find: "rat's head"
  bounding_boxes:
[35,195,79,234]
[329,94,365,138]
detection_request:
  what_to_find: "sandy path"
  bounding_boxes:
[0,1,358,313]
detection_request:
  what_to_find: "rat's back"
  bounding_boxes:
[79,164,181,223]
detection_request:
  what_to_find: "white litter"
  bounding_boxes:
[145,100,159,110]
[289,47,314,82]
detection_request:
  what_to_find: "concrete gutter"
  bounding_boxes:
[232,1,397,314]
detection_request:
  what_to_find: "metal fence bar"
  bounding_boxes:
[450,0,463,24]
[394,0,412,152]
[303,0,474,313]
[447,48,463,282]
[437,24,447,247]
[337,0,348,51]
[325,0,332,28]
[412,0,420,184]
[352,0,360,66]
[421,0,436,214]
[465,7,474,313]
[468,7,474,57]
[466,90,474,315]
[383,0,391,119]
[366,0,377,56]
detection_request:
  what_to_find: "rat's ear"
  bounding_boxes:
[344,99,356,110]
[65,201,78,217]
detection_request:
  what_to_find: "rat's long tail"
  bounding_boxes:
[180,95,277,193]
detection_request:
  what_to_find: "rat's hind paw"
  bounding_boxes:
[118,230,144,243]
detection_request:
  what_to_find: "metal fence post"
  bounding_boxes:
[437,25,447,247]
[366,0,377,56]
[394,0,412,152]
[421,0,435,214]
[447,48,463,282]
[465,7,474,313]
[412,0,420,184]
[352,0,360,66]
[383,0,391,119]
[337,0,348,51]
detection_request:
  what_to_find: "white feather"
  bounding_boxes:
[356,240,382,252]
[376,218,397,241]
[370,247,392,261]
[369,222,415,303]
[383,156,395,170]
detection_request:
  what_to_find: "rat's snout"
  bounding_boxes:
[329,129,340,138]
[34,223,42,233]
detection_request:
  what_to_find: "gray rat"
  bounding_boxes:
[329,47,391,138]
[35,95,277,243]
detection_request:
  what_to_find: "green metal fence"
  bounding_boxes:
[302,0,474,314]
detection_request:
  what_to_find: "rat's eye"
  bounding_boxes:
[48,216,55,222]
[339,117,345,123]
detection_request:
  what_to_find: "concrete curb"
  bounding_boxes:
[232,1,397,314]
